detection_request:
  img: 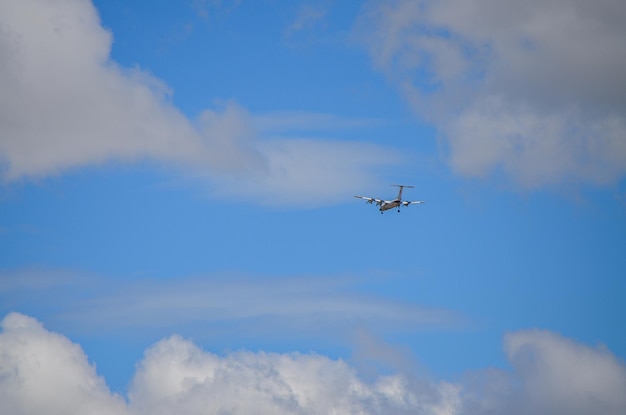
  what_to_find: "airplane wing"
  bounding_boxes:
[401,200,426,206]
[354,195,384,206]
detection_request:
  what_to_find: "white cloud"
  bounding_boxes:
[504,330,626,415]
[0,0,198,178]
[0,312,460,415]
[446,97,626,187]
[462,330,626,415]
[129,334,460,415]
[356,0,626,189]
[0,0,399,206]
[0,313,129,415]
[2,313,625,415]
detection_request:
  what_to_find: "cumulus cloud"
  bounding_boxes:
[2,313,626,415]
[356,0,626,189]
[129,334,460,415]
[462,330,626,415]
[0,313,129,415]
[0,0,398,205]
[505,330,626,414]
[0,312,460,415]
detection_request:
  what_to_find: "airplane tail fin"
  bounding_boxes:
[391,184,414,201]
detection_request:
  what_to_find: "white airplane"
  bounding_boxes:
[354,185,425,214]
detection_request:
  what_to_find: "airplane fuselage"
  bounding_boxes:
[379,200,401,211]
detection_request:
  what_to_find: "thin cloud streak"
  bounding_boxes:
[0,270,460,338]
[253,111,385,134]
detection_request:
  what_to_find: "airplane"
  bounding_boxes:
[354,185,425,214]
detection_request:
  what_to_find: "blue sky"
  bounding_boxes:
[1,1,626,414]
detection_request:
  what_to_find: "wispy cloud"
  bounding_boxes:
[285,3,329,37]
[253,110,384,134]
[0,270,459,339]
[2,313,625,414]
[355,0,626,189]
[192,0,242,20]
[0,0,399,206]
